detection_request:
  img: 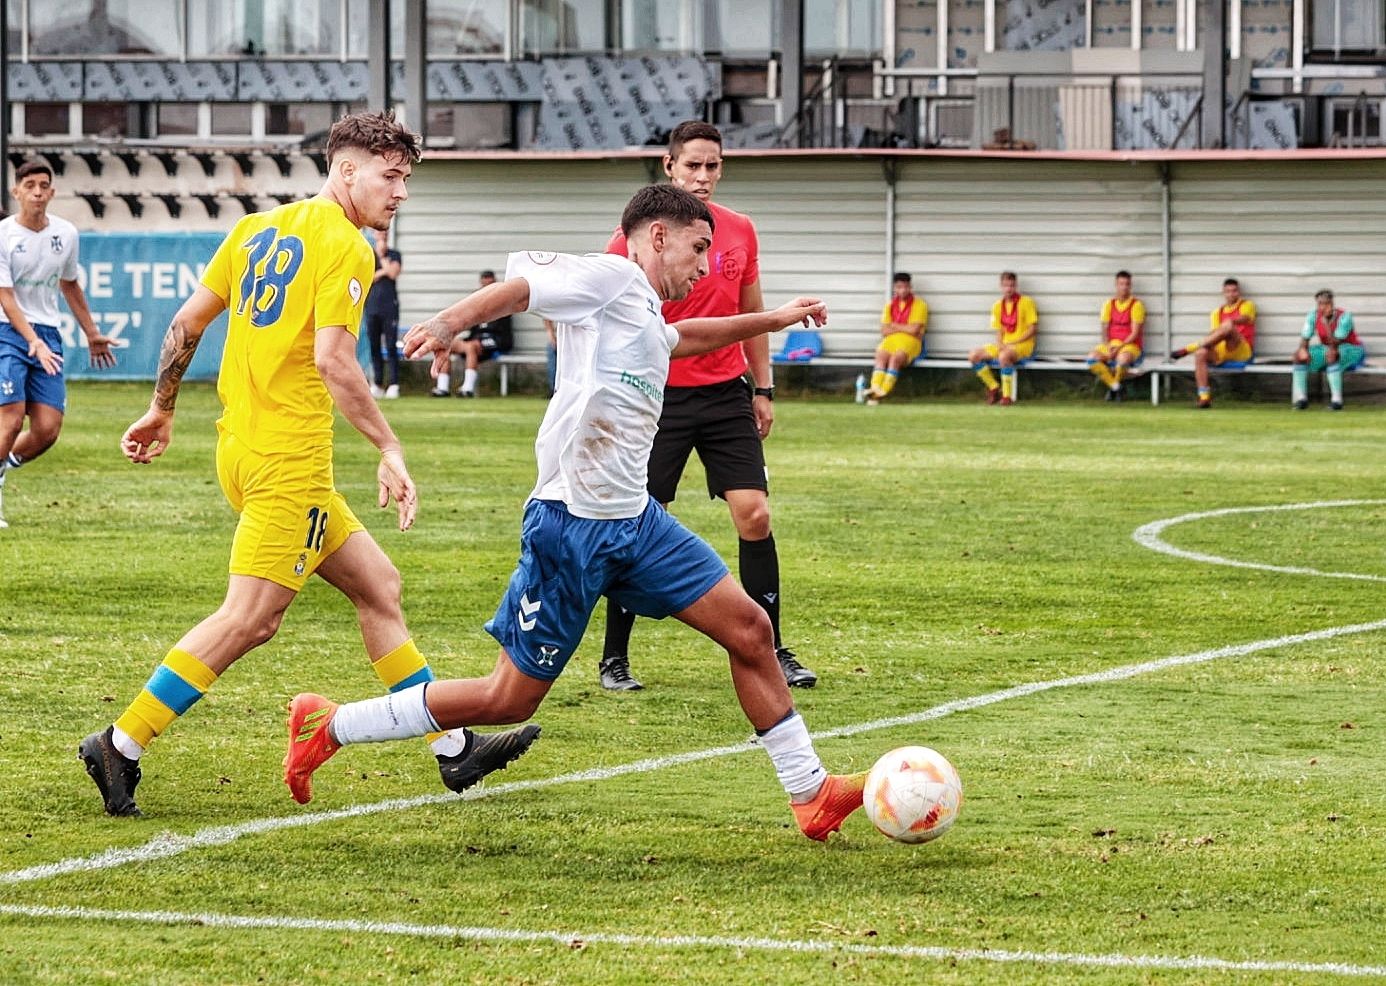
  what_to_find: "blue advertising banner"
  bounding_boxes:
[58,233,229,382]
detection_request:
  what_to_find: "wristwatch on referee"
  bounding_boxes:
[753,386,775,401]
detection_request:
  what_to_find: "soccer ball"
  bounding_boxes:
[863,746,963,844]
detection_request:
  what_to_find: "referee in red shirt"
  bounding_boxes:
[600,121,816,691]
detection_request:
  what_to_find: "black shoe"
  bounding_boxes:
[1329,401,1344,411]
[437,724,542,794]
[78,727,143,817]
[429,389,450,398]
[776,648,818,688]
[1111,386,1124,403]
[456,389,476,398]
[1103,388,1115,402]
[598,654,644,691]
[1293,399,1309,410]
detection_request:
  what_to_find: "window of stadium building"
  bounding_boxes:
[520,0,606,53]
[803,0,882,56]
[706,0,882,57]
[1003,0,1087,50]
[1312,0,1386,55]
[28,0,183,57]
[346,0,505,58]
[623,0,703,51]
[189,0,341,57]
[266,103,337,136]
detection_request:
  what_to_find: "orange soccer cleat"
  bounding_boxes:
[791,772,867,842]
[284,693,341,804]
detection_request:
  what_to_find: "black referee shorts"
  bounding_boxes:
[648,377,768,504]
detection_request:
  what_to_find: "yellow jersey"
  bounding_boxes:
[881,296,928,332]
[201,197,373,455]
[991,295,1038,344]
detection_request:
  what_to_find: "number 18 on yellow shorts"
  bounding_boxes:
[216,430,365,591]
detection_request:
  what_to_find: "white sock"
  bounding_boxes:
[435,372,451,392]
[429,729,470,758]
[329,683,441,745]
[757,712,825,798]
[462,368,478,393]
[110,725,145,760]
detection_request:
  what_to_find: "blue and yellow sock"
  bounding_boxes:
[1089,361,1116,388]
[879,369,900,396]
[1000,367,1016,400]
[974,364,999,391]
[113,648,218,757]
[371,639,459,751]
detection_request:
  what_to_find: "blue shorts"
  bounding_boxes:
[485,498,729,681]
[0,323,66,412]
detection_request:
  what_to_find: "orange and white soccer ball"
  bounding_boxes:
[863,746,963,844]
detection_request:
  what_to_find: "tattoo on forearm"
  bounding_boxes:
[153,321,200,411]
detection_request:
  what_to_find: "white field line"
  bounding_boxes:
[2,903,1384,980]
[1132,499,1386,582]
[7,617,1386,888]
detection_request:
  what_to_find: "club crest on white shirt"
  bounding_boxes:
[526,251,557,265]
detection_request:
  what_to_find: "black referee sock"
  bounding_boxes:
[603,597,637,659]
[739,534,783,649]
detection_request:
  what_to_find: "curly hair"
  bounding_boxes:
[326,111,422,166]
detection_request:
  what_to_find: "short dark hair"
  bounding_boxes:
[620,183,715,237]
[1115,269,1132,280]
[479,269,497,280]
[14,160,53,183]
[1000,271,1017,282]
[892,272,912,284]
[326,110,422,166]
[1315,289,1334,302]
[1223,277,1240,288]
[668,121,723,160]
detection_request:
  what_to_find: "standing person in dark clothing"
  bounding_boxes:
[366,228,402,399]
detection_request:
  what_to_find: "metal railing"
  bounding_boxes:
[876,66,1206,150]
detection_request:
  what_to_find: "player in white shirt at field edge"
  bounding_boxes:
[0,160,116,528]
[284,183,869,841]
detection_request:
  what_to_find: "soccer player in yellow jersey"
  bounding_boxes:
[1171,277,1256,409]
[78,112,538,817]
[864,272,927,405]
[1087,270,1145,402]
[969,271,1037,405]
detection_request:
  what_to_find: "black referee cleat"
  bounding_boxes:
[78,727,143,817]
[437,724,541,794]
[599,654,644,691]
[776,648,818,688]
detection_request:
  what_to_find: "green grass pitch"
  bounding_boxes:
[1,383,1383,984]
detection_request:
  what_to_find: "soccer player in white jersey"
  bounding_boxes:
[0,160,116,527]
[285,184,867,841]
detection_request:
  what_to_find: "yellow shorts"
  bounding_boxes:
[1093,340,1142,362]
[982,339,1036,361]
[216,430,364,591]
[878,331,923,362]
[1212,336,1254,364]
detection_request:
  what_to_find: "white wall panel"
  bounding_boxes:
[398,154,1386,370]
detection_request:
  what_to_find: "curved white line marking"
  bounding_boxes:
[7,618,1386,888]
[1132,499,1386,582]
[1,904,1383,980]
